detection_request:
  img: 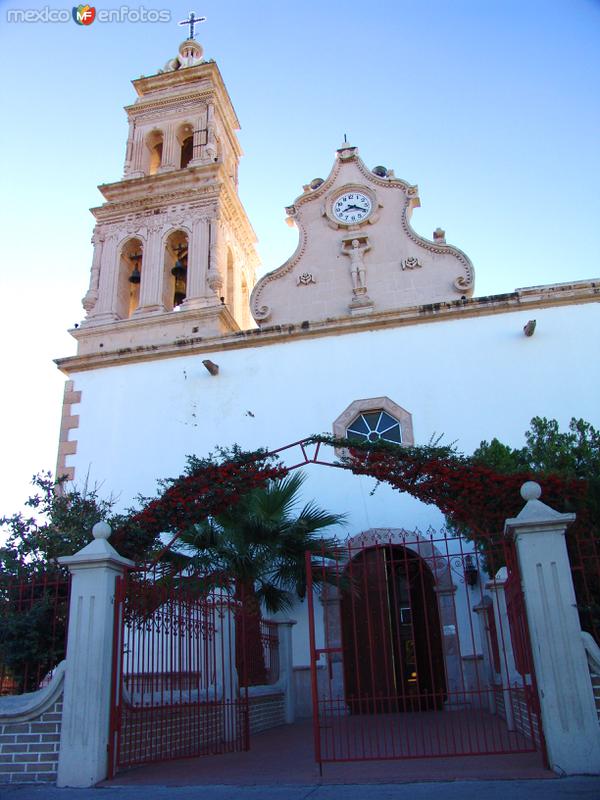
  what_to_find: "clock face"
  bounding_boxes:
[332,191,372,224]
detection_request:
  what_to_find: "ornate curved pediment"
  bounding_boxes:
[250,146,475,325]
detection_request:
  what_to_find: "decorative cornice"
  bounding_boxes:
[57,280,599,374]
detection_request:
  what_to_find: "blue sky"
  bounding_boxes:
[0,0,599,512]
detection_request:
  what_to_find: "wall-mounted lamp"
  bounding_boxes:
[464,554,478,587]
[523,319,536,337]
[202,359,219,376]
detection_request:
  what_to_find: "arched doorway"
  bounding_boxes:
[341,543,446,714]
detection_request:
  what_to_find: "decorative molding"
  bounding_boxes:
[58,280,600,373]
[341,528,453,591]
[400,205,474,292]
[297,272,316,286]
[401,256,423,271]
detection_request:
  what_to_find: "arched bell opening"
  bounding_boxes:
[340,544,447,714]
[163,230,189,311]
[145,130,164,176]
[116,237,144,319]
[177,123,194,169]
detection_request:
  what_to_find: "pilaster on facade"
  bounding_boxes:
[55,380,81,485]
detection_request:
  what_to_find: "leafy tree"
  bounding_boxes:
[0,472,158,693]
[165,470,345,684]
[472,417,600,637]
[0,472,114,578]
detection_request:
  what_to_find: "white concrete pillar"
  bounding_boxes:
[487,568,517,730]
[472,597,497,714]
[505,481,600,775]
[56,523,134,787]
[212,594,238,743]
[276,620,297,724]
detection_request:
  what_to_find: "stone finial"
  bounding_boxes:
[433,227,446,244]
[92,521,112,540]
[520,481,542,502]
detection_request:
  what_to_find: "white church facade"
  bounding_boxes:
[53,36,600,749]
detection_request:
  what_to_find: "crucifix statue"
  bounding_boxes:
[179,11,207,40]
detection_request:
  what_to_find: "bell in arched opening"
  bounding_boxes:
[171,243,188,306]
[163,232,189,310]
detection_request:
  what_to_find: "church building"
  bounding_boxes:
[54,34,599,753]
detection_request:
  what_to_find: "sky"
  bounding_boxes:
[0,0,599,515]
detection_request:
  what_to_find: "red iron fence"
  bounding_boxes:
[306,529,543,767]
[567,526,600,646]
[0,572,70,696]
[241,619,279,688]
[108,565,265,776]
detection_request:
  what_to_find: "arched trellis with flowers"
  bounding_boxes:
[110,435,596,639]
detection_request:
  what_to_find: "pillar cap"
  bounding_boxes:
[58,521,135,571]
[504,482,576,537]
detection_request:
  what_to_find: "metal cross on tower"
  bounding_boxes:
[179,11,206,40]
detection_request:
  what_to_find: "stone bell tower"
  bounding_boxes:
[76,37,259,356]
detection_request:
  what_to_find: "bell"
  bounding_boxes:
[171,259,186,279]
[173,269,187,306]
[128,252,142,284]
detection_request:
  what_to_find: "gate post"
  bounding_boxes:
[276,619,297,723]
[486,568,517,731]
[504,482,600,775]
[56,523,134,787]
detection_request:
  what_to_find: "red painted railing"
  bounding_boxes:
[0,572,70,696]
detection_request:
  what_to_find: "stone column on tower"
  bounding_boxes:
[134,223,166,315]
[182,216,212,309]
[86,232,120,322]
[207,217,225,297]
[159,125,178,171]
[188,109,208,166]
[82,228,104,313]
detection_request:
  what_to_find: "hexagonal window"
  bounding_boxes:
[333,397,414,448]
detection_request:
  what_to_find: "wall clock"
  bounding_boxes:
[332,191,373,224]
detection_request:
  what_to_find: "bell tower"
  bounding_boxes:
[76,36,259,356]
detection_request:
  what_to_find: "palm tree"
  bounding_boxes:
[169,471,345,684]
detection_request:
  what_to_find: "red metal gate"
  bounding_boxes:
[306,529,544,766]
[108,565,251,777]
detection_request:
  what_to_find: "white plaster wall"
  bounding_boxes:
[65,300,600,665]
